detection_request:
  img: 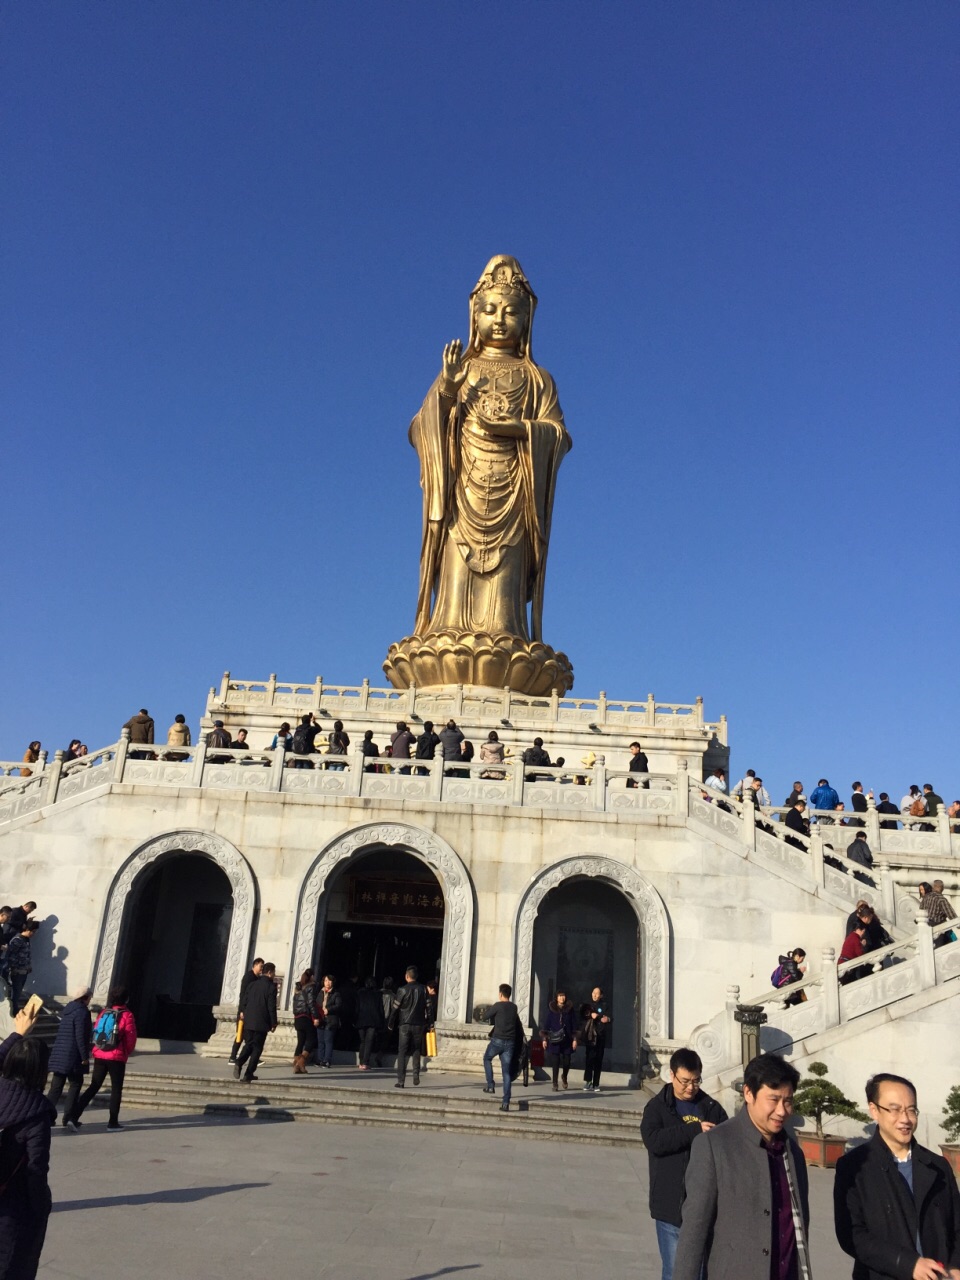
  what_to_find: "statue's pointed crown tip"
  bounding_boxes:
[472,255,536,301]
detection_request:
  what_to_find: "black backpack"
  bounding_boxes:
[415,734,435,760]
[291,724,312,755]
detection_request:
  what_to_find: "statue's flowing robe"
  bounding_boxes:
[409,359,571,642]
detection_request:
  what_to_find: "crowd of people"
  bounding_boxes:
[641,1047,960,1280]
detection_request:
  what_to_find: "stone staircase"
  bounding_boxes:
[115,1069,649,1147]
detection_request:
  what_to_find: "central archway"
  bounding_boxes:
[513,856,670,1047]
[289,823,474,1023]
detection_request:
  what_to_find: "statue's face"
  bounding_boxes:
[475,289,528,351]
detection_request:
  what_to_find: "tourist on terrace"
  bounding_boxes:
[459,737,475,775]
[852,906,893,953]
[919,882,956,947]
[205,719,232,764]
[733,769,770,806]
[360,729,380,773]
[849,781,870,827]
[20,740,41,778]
[921,783,945,832]
[809,777,840,818]
[948,800,960,834]
[164,713,191,762]
[640,1047,728,1280]
[846,831,875,884]
[838,922,871,984]
[540,990,577,1091]
[478,729,505,777]
[122,707,154,759]
[0,1003,54,1280]
[438,718,464,768]
[66,985,138,1130]
[64,739,82,763]
[270,722,292,752]
[628,741,650,789]
[390,720,415,774]
[673,1053,809,1280]
[326,719,350,770]
[291,714,320,767]
[2,902,37,945]
[783,780,805,808]
[414,720,440,775]
[46,985,93,1124]
[523,736,551,781]
[784,799,809,849]
[702,765,726,797]
[876,791,900,829]
[835,1072,960,1280]
[901,783,923,829]
[775,948,807,1006]
[579,987,611,1092]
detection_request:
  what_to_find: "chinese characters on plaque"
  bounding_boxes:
[349,876,444,927]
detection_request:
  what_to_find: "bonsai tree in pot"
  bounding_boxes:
[793,1061,867,1167]
[940,1085,960,1174]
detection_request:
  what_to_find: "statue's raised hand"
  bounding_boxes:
[440,339,466,395]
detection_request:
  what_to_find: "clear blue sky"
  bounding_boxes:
[3,1,957,803]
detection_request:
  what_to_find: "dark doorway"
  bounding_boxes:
[321,922,442,990]
[530,878,639,1072]
[115,854,234,1040]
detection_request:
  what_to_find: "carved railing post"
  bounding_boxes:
[430,756,444,802]
[501,686,511,720]
[594,759,607,810]
[37,749,48,773]
[548,688,558,721]
[44,750,65,806]
[219,671,230,701]
[878,859,896,922]
[695,695,703,726]
[267,673,277,706]
[724,984,741,1068]
[742,792,757,849]
[190,740,208,789]
[916,913,937,989]
[453,683,463,717]
[597,690,607,721]
[361,678,370,711]
[821,947,840,1029]
[938,809,953,856]
[512,756,526,806]
[114,729,130,781]
[406,682,417,716]
[269,745,285,792]
[809,825,824,888]
[349,752,363,797]
[676,759,690,817]
[645,693,656,726]
[866,792,880,845]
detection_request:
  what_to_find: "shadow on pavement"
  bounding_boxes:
[52,1182,270,1212]
[403,1268,481,1280]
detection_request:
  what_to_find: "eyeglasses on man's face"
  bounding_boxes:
[672,1073,701,1088]
[874,1103,919,1119]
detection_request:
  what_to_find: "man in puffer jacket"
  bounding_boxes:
[64,986,137,1132]
[46,986,94,1126]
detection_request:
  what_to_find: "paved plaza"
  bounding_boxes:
[40,1101,851,1280]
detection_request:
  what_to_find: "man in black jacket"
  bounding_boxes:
[233,962,277,1083]
[392,965,427,1088]
[229,957,264,1063]
[640,1047,728,1280]
[834,1072,960,1280]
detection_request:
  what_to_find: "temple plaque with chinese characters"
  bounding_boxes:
[348,876,445,927]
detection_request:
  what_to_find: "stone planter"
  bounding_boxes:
[797,1133,848,1168]
[939,1144,960,1176]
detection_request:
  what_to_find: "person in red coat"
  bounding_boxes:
[64,986,137,1131]
[838,924,871,985]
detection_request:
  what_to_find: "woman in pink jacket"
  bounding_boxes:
[64,986,137,1132]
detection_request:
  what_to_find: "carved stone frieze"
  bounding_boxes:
[512,856,670,1039]
[92,830,257,1006]
[289,822,474,1023]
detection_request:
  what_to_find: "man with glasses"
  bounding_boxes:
[641,1048,728,1280]
[834,1073,960,1280]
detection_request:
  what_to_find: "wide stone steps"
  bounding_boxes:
[119,1071,646,1147]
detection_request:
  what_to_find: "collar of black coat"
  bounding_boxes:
[868,1129,937,1168]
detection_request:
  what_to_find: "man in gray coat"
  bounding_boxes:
[673,1053,810,1280]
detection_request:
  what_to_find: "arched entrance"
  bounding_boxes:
[513,856,670,1070]
[289,823,474,1022]
[92,831,258,1038]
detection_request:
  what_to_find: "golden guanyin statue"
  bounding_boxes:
[384,256,574,695]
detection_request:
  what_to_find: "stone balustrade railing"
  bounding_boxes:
[209,672,729,742]
[695,915,960,1087]
[0,752,47,782]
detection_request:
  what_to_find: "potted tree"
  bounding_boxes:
[793,1061,867,1167]
[940,1085,960,1175]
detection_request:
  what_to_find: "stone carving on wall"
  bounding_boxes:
[839,957,919,1019]
[91,830,257,1006]
[512,855,670,1040]
[289,822,474,1023]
